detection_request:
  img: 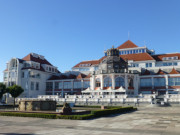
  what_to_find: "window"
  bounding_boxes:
[83,81,90,88]
[96,78,101,87]
[59,82,63,89]
[64,82,72,89]
[146,63,152,68]
[174,62,178,66]
[119,51,121,55]
[79,68,89,71]
[104,77,112,87]
[74,81,82,89]
[140,78,152,87]
[131,63,139,67]
[154,78,165,87]
[94,66,99,71]
[55,82,59,89]
[46,82,53,89]
[133,50,136,54]
[22,72,24,78]
[142,49,145,53]
[135,50,138,53]
[31,82,34,90]
[49,67,52,71]
[115,77,125,87]
[36,82,39,90]
[169,78,180,86]
[130,50,133,54]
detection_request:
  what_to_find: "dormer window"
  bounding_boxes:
[162,56,178,61]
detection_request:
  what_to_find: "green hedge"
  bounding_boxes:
[91,107,135,117]
[0,112,57,119]
[0,107,136,120]
[57,114,94,120]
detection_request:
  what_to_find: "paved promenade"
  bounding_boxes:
[1,106,180,135]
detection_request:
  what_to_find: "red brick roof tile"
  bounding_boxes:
[169,68,180,74]
[22,53,52,66]
[156,69,166,75]
[73,60,100,68]
[152,53,180,61]
[120,53,154,61]
[117,40,138,49]
[76,73,86,79]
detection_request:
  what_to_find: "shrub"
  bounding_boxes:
[0,112,57,119]
[91,107,135,117]
[56,114,94,120]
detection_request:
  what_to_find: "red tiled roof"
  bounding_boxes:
[152,53,180,61]
[169,68,180,74]
[22,53,52,66]
[117,40,138,49]
[156,69,166,75]
[85,73,91,78]
[73,60,100,68]
[120,53,154,61]
[76,73,86,79]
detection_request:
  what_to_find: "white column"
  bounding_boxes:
[133,75,138,95]
[112,74,115,89]
[91,75,95,90]
[101,75,104,90]
[165,75,168,93]
[125,74,128,94]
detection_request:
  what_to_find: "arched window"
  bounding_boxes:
[115,77,125,87]
[96,78,101,87]
[104,77,112,87]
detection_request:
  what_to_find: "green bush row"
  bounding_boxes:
[91,107,136,117]
[57,114,94,120]
[0,112,57,119]
[0,107,136,120]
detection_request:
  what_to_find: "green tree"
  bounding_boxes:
[7,85,24,106]
[0,83,6,100]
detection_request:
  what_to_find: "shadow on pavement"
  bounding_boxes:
[0,133,34,135]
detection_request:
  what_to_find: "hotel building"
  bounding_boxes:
[3,53,60,98]
[4,40,180,98]
[46,40,180,97]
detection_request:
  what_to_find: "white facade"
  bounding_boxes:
[3,53,59,98]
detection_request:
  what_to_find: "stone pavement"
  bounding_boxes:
[1,106,180,135]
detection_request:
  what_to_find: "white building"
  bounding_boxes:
[3,53,60,98]
[4,40,180,98]
[47,40,180,96]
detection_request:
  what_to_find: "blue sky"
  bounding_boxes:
[0,0,180,82]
